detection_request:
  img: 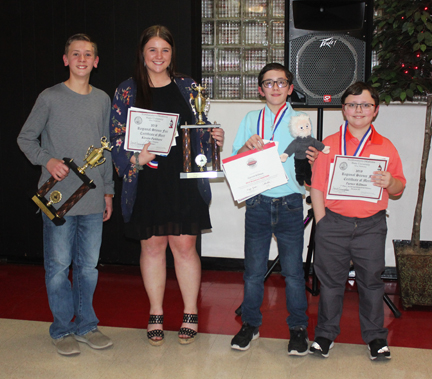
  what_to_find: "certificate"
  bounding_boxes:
[327,155,388,202]
[222,142,288,202]
[124,107,179,155]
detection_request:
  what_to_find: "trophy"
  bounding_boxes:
[180,83,224,179]
[32,137,113,225]
[189,83,210,125]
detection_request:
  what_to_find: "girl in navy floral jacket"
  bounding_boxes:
[110,25,224,346]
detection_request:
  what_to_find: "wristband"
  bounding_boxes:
[134,152,144,171]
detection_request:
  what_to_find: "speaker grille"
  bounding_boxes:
[289,34,366,106]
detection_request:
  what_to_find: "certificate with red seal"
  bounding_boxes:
[222,142,287,203]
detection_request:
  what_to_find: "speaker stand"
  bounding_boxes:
[317,107,324,141]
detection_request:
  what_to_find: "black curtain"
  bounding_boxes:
[2,0,201,264]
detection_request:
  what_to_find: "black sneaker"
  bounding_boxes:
[309,337,334,358]
[368,338,391,360]
[288,327,309,356]
[231,322,259,351]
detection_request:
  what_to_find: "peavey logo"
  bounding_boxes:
[319,37,337,48]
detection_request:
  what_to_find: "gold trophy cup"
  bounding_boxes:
[189,83,210,125]
[78,136,113,174]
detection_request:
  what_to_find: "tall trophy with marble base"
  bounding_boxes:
[180,83,224,179]
[32,137,112,225]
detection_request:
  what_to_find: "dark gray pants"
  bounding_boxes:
[313,208,388,344]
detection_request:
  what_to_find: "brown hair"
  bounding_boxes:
[341,82,380,106]
[133,25,177,110]
[64,34,98,57]
[258,63,293,87]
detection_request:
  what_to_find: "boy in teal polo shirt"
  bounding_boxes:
[230,63,318,355]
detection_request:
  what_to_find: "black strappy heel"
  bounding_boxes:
[147,315,164,346]
[178,313,198,345]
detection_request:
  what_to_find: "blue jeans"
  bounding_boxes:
[42,213,102,339]
[241,194,308,329]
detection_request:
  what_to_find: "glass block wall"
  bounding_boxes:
[202,0,286,99]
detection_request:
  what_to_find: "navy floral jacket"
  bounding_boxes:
[110,77,212,222]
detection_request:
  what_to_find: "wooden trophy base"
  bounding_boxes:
[31,158,96,225]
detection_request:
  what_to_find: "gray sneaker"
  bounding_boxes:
[52,334,81,356]
[75,329,113,350]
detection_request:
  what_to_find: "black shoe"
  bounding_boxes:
[309,337,334,358]
[288,327,309,356]
[231,322,259,351]
[368,338,391,360]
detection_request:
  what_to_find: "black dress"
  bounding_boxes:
[125,81,212,240]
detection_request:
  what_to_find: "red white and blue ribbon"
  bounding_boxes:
[146,160,158,169]
[256,103,288,141]
[340,121,372,157]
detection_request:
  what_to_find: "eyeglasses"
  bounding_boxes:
[343,103,376,111]
[261,79,289,89]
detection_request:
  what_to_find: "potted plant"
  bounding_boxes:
[369,0,432,309]
[393,96,432,309]
[369,0,432,104]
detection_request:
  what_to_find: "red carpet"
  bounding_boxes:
[1,263,431,349]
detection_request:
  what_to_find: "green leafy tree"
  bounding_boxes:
[370,0,432,104]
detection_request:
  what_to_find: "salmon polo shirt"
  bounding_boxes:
[311,124,406,218]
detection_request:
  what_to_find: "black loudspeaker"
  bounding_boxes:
[286,0,373,107]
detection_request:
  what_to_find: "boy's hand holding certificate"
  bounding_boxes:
[222,142,288,203]
[124,107,179,155]
[327,155,388,202]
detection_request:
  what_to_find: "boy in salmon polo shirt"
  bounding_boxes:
[309,82,406,360]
